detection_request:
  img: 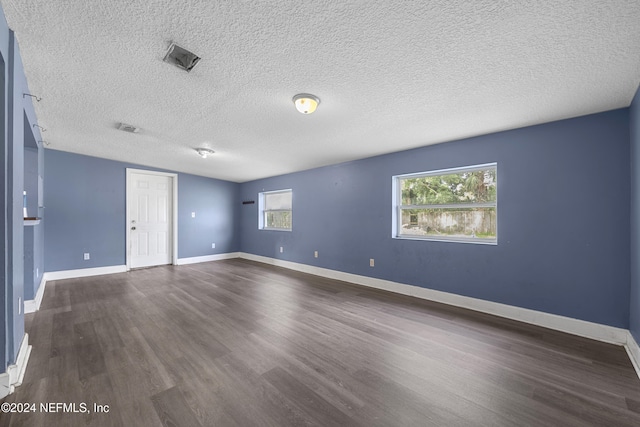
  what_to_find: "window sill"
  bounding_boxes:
[394,235,497,245]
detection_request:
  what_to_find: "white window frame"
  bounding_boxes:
[393,163,497,245]
[259,189,292,231]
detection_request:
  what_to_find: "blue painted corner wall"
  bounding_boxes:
[177,173,240,259]
[240,109,631,329]
[0,3,44,372]
[44,150,240,272]
[631,84,640,343]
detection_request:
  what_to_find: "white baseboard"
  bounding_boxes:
[43,265,127,281]
[0,333,32,399]
[23,255,239,314]
[19,253,639,380]
[238,253,629,346]
[626,332,640,379]
[24,274,47,314]
[23,265,127,314]
[176,252,241,266]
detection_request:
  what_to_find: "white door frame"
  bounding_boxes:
[126,168,178,270]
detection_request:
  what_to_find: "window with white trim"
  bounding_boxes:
[259,189,292,231]
[393,163,497,244]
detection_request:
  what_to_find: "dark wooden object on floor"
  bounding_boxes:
[1,259,639,426]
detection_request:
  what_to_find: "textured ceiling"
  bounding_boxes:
[2,0,640,182]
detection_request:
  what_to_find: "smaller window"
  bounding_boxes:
[259,189,292,231]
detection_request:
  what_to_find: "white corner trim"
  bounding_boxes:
[176,252,241,265]
[626,331,640,380]
[238,253,629,346]
[24,274,47,314]
[43,265,128,281]
[0,333,32,399]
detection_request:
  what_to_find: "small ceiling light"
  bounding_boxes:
[293,93,320,114]
[195,148,215,158]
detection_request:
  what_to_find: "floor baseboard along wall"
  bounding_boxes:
[176,252,241,266]
[627,332,640,380]
[237,253,640,379]
[19,252,640,380]
[24,265,128,314]
[0,334,31,399]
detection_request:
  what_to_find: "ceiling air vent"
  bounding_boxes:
[118,123,140,133]
[163,42,201,72]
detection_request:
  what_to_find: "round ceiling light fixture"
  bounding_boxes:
[195,147,215,158]
[293,93,320,114]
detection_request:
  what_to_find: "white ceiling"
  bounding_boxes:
[2,1,640,182]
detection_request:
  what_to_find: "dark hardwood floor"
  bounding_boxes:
[2,258,640,426]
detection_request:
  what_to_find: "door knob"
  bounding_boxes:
[131,226,136,230]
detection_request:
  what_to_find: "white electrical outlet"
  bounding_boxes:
[314,251,318,258]
[279,247,283,253]
[370,258,375,267]
[212,243,216,249]
[191,212,196,218]
[84,253,90,260]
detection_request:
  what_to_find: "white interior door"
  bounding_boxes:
[128,172,173,268]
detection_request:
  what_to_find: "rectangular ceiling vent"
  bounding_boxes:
[118,123,140,133]
[163,42,201,72]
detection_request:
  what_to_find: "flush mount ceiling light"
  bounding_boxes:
[195,148,215,158]
[163,42,201,72]
[293,93,320,114]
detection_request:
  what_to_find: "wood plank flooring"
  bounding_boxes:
[2,258,640,426]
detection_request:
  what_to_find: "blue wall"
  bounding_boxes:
[631,85,640,343]
[177,173,239,259]
[241,109,631,328]
[44,150,240,272]
[0,6,9,372]
[0,3,43,371]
